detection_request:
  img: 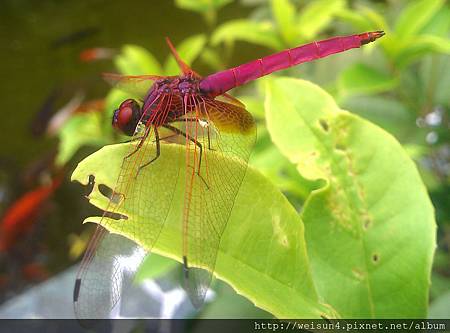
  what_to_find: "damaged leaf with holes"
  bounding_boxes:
[265,77,436,318]
[71,142,336,318]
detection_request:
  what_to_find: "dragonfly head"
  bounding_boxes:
[112,99,141,136]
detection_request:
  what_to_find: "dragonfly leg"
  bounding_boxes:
[172,118,214,151]
[156,133,178,142]
[125,136,147,160]
[163,124,210,189]
[135,127,160,178]
[207,126,213,150]
[123,135,145,144]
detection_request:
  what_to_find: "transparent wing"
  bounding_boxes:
[74,93,183,319]
[73,226,146,319]
[172,96,256,307]
[217,93,246,108]
[102,73,167,99]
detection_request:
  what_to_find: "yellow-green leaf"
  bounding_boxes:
[338,63,399,96]
[212,19,283,50]
[71,142,336,318]
[395,0,445,37]
[114,45,163,75]
[296,0,345,40]
[163,34,207,75]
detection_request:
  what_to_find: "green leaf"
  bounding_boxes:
[134,253,178,282]
[358,5,388,32]
[335,8,373,31]
[175,0,232,13]
[238,95,265,119]
[395,0,445,37]
[271,0,297,45]
[211,19,283,50]
[114,45,163,75]
[340,96,417,142]
[199,47,225,71]
[394,34,450,68]
[421,6,450,37]
[57,112,109,166]
[71,142,336,318]
[251,145,320,201]
[420,52,450,106]
[163,34,207,75]
[296,0,345,40]
[265,78,436,317]
[335,5,387,34]
[338,63,399,96]
[175,0,233,25]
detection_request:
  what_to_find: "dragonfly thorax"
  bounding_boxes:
[155,75,201,95]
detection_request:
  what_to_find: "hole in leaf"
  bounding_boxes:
[372,253,380,263]
[98,184,113,199]
[319,119,329,132]
[98,184,122,205]
[103,211,128,220]
[335,143,346,151]
[85,210,127,222]
[85,175,95,196]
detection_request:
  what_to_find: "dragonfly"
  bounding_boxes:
[73,31,384,318]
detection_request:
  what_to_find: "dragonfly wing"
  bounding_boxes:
[74,226,146,318]
[74,93,182,319]
[102,73,166,99]
[174,96,256,307]
[216,93,246,108]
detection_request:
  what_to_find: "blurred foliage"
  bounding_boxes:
[175,0,234,25]
[63,0,449,319]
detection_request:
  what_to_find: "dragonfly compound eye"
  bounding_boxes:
[112,99,141,136]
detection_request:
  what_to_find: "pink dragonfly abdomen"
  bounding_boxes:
[199,31,384,96]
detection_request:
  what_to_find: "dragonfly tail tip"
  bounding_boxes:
[375,30,385,38]
[360,31,385,45]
